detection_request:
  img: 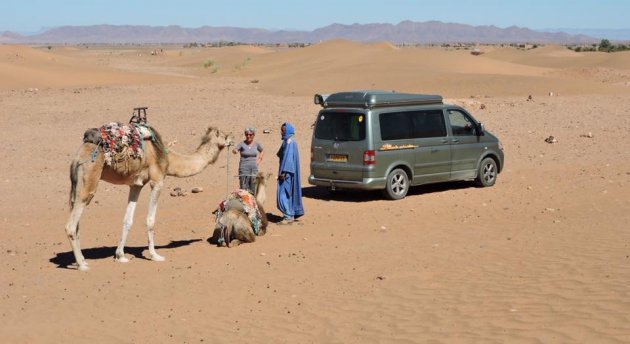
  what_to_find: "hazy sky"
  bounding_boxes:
[2,0,628,33]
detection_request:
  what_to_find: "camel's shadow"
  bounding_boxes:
[301,181,475,202]
[50,239,201,269]
[266,213,284,223]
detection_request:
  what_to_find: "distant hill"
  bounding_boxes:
[0,21,597,44]
[545,28,630,41]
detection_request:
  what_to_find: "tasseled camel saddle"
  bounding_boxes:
[82,107,156,172]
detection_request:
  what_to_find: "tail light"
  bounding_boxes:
[363,150,376,165]
[310,147,313,162]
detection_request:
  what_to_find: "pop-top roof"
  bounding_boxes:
[315,90,443,109]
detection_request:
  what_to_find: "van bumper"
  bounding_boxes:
[308,175,386,190]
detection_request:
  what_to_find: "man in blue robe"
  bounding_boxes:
[276,122,304,224]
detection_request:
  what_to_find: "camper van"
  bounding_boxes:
[308,90,504,200]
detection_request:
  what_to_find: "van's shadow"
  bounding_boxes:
[50,239,201,269]
[301,181,475,202]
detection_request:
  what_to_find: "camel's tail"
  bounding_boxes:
[221,221,233,247]
[69,159,80,210]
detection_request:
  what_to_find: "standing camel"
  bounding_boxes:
[65,124,233,271]
[213,172,272,247]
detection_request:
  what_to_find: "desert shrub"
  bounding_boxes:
[594,39,630,53]
[567,45,597,52]
[234,57,251,70]
[203,59,216,68]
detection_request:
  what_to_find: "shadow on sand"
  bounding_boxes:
[301,181,476,202]
[50,239,202,269]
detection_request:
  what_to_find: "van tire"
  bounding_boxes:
[383,168,409,200]
[475,157,497,187]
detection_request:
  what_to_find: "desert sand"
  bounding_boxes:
[1,41,629,343]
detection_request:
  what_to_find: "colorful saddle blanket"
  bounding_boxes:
[215,189,263,240]
[98,122,152,166]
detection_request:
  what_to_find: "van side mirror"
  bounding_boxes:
[314,94,324,105]
[477,122,485,136]
[314,94,330,107]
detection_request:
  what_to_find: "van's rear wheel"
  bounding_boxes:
[475,157,498,187]
[383,168,409,200]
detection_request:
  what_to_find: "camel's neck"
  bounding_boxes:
[255,181,267,205]
[166,143,223,178]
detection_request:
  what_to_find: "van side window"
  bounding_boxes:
[380,110,446,140]
[379,112,413,140]
[412,110,447,138]
[448,109,477,136]
[314,111,366,141]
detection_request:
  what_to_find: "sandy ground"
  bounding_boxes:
[1,41,629,343]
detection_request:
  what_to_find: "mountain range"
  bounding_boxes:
[0,21,598,45]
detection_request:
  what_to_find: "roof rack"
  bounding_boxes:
[314,90,443,109]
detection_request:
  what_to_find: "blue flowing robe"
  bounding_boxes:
[276,123,304,219]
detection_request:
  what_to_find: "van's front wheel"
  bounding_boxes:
[383,168,409,200]
[475,157,498,187]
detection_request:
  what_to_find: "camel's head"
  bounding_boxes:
[253,171,273,205]
[255,171,273,187]
[202,127,234,149]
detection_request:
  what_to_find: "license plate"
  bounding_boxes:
[327,154,348,163]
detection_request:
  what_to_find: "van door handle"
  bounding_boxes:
[441,139,449,144]
[451,139,460,143]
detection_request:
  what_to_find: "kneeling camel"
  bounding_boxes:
[213,172,272,247]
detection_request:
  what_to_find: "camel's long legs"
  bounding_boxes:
[147,181,165,261]
[115,185,142,262]
[65,202,89,271]
[76,223,87,265]
[65,147,103,271]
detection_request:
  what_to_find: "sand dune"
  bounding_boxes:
[3,41,629,96]
[596,50,630,69]
[233,40,628,97]
[1,41,629,343]
[0,45,186,90]
[158,45,273,70]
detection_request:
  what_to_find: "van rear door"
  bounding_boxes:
[311,110,367,182]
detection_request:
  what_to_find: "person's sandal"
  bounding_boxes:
[278,219,294,225]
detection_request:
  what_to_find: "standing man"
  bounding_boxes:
[276,122,304,224]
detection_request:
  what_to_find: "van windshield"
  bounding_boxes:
[315,111,366,141]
